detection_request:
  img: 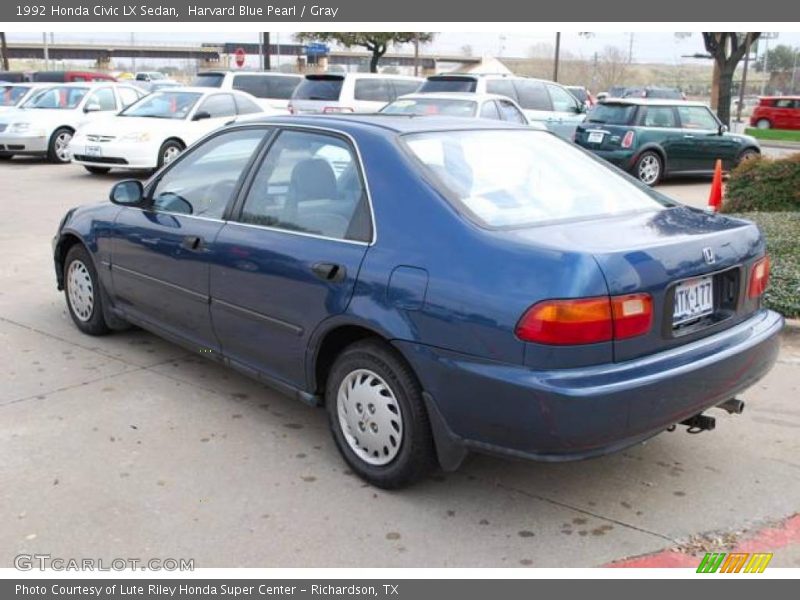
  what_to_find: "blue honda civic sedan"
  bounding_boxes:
[53,115,783,488]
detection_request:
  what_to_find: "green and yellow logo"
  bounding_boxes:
[696,552,773,573]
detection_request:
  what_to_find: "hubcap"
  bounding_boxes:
[66,260,94,322]
[638,155,660,185]
[757,120,770,129]
[163,146,181,165]
[337,369,403,466]
[55,132,72,162]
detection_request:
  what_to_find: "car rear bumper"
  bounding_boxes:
[396,308,783,462]
[583,147,636,169]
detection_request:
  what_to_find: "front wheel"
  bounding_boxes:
[157,140,184,169]
[63,245,111,336]
[633,151,663,186]
[84,166,111,175]
[47,127,74,164]
[326,340,436,489]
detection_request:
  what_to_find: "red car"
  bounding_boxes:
[750,96,800,130]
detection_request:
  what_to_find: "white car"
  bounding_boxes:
[191,70,302,112]
[288,73,422,114]
[0,83,145,163]
[380,92,547,128]
[69,87,270,174]
[0,83,51,114]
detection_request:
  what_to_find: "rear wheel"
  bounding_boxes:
[47,127,74,164]
[755,118,771,129]
[633,151,663,186]
[84,166,111,175]
[63,245,111,336]
[736,148,760,166]
[326,339,436,489]
[157,140,184,169]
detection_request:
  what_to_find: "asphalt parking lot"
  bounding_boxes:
[2,155,799,568]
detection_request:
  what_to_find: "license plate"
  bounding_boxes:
[587,131,604,143]
[85,145,102,157]
[673,277,714,326]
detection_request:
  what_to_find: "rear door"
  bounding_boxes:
[210,128,372,388]
[771,98,795,129]
[545,83,586,138]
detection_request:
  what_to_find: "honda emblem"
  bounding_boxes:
[703,247,715,265]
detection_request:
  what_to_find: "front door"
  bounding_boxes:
[676,105,739,171]
[110,127,269,351]
[210,128,372,389]
[546,83,586,139]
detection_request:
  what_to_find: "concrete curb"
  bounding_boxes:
[758,141,800,151]
[783,318,800,332]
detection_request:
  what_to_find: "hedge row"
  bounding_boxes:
[723,153,800,213]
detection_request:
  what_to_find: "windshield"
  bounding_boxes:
[191,73,224,88]
[22,86,89,109]
[120,91,202,119]
[586,103,637,124]
[404,129,666,228]
[382,97,477,117]
[419,78,478,93]
[293,77,344,101]
[1,85,31,106]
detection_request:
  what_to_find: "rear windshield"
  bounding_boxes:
[382,97,477,117]
[404,129,665,228]
[232,74,301,100]
[191,73,225,88]
[1,85,30,106]
[586,103,637,125]
[293,76,344,101]
[419,77,477,93]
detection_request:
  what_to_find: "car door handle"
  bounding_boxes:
[311,262,346,282]
[683,135,695,139]
[181,235,204,251]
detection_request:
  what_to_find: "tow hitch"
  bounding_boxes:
[667,398,745,434]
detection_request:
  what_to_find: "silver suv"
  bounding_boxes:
[418,73,586,138]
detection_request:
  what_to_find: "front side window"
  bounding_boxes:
[497,99,527,124]
[354,79,392,102]
[120,91,201,120]
[677,106,719,130]
[547,84,579,113]
[151,128,267,219]
[23,86,89,109]
[405,129,667,228]
[197,94,236,118]
[642,106,677,128]
[240,130,371,242]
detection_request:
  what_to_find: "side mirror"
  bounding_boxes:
[109,180,144,206]
[192,110,211,121]
[719,124,729,135]
[84,103,102,113]
[575,103,587,114]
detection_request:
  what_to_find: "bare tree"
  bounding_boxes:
[596,46,629,91]
[702,33,761,126]
[295,32,434,73]
[0,32,9,71]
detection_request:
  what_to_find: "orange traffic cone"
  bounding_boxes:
[708,159,723,212]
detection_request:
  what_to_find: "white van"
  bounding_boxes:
[191,71,303,112]
[288,73,423,114]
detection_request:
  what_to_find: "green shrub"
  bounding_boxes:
[723,153,800,213]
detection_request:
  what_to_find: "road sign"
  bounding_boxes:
[306,42,329,57]
[235,47,246,68]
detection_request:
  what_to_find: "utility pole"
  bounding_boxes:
[413,32,420,77]
[791,48,798,94]
[628,33,634,64]
[262,32,271,70]
[736,33,752,124]
[0,32,9,71]
[553,32,561,81]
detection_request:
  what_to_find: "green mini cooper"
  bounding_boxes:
[574,99,761,185]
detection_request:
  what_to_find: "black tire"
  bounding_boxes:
[157,139,185,169]
[736,148,760,166]
[325,339,436,489]
[0,153,12,160]
[84,165,111,175]
[755,118,771,130]
[47,127,74,164]
[633,150,663,186]
[63,244,111,336]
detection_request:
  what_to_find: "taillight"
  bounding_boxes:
[323,106,354,113]
[748,256,770,298]
[515,293,652,345]
[621,130,635,148]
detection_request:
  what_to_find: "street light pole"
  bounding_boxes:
[42,32,49,71]
[413,32,420,77]
[553,32,561,82]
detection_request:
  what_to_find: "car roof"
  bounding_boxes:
[303,72,422,80]
[759,95,800,100]
[238,113,528,135]
[146,86,248,95]
[394,92,512,102]
[197,70,302,78]
[600,98,706,107]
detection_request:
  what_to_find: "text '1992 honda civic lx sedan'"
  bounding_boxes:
[52,116,783,488]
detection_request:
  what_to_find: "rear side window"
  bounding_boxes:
[293,77,344,101]
[677,106,718,130]
[586,103,637,125]
[234,94,263,115]
[485,79,517,101]
[354,78,392,102]
[497,99,527,124]
[479,101,501,120]
[192,73,225,88]
[391,79,421,97]
[514,80,551,111]
[774,98,797,109]
[232,74,300,100]
[198,94,236,118]
[419,77,477,93]
[642,106,677,128]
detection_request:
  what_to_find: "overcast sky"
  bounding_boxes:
[7,31,800,65]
